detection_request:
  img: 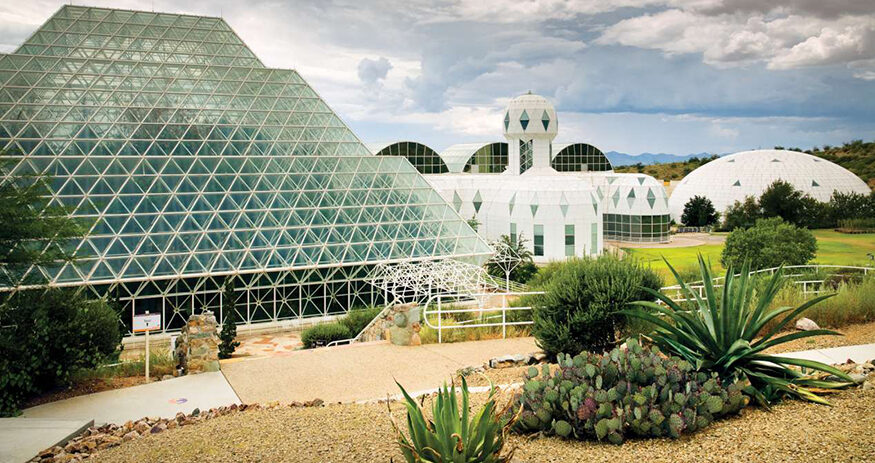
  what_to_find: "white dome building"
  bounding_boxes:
[669,149,870,222]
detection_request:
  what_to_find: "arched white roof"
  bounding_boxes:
[439,142,504,173]
[366,141,438,155]
[668,149,870,221]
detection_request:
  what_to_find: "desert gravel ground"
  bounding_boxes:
[90,383,875,463]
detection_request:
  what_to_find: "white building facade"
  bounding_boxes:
[372,93,672,263]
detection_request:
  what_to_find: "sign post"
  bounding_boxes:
[133,312,161,381]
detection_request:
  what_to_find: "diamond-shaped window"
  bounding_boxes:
[504,112,510,131]
[541,110,550,130]
[519,110,529,130]
[473,190,483,213]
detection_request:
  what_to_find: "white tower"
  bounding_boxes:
[503,92,558,175]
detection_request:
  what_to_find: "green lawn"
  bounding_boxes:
[624,230,875,281]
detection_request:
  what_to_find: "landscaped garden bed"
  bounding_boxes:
[63,369,874,463]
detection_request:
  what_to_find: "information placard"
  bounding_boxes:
[133,313,161,333]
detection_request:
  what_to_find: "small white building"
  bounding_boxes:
[371,93,671,262]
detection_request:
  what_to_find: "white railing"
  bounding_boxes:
[661,264,872,303]
[422,291,544,343]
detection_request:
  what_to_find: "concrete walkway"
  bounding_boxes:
[779,343,875,365]
[0,418,91,463]
[21,371,240,425]
[221,337,539,404]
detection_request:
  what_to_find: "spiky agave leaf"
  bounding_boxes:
[391,377,518,462]
[623,254,854,406]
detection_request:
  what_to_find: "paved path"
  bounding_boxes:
[21,372,240,426]
[779,343,875,365]
[221,337,539,404]
[0,418,91,463]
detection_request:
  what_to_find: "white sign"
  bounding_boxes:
[133,313,161,333]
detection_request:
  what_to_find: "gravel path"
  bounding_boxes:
[90,384,874,463]
[767,321,875,354]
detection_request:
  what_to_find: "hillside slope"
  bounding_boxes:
[614,140,873,189]
[802,140,875,189]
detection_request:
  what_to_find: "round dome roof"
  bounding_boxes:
[668,149,870,221]
[503,92,558,139]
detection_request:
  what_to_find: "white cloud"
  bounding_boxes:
[598,6,875,72]
[769,23,875,69]
[357,57,393,85]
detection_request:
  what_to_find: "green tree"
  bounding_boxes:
[485,234,538,284]
[0,289,119,415]
[0,160,86,286]
[680,195,719,227]
[218,277,240,359]
[759,180,805,225]
[530,254,662,357]
[721,196,761,230]
[466,216,480,232]
[721,218,816,270]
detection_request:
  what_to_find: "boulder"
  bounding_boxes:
[795,318,819,331]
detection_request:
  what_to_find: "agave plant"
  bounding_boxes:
[623,255,854,406]
[390,376,518,462]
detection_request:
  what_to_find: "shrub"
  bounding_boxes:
[0,289,120,416]
[624,256,854,406]
[531,255,662,357]
[392,377,516,462]
[514,339,747,444]
[340,306,382,336]
[681,195,719,227]
[829,191,873,225]
[721,195,761,231]
[301,322,351,348]
[759,180,806,225]
[721,217,816,270]
[837,217,875,233]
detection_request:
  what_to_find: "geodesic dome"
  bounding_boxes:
[668,149,870,221]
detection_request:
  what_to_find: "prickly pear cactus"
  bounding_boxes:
[512,338,748,444]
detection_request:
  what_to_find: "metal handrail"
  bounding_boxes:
[661,265,872,291]
[660,264,872,303]
[422,291,544,343]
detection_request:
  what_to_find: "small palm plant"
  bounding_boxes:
[623,255,854,406]
[390,377,518,462]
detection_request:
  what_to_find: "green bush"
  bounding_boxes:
[392,377,516,462]
[721,217,816,270]
[340,306,382,335]
[625,256,854,406]
[530,255,662,357]
[721,195,761,231]
[681,195,719,227]
[514,339,747,444]
[0,289,120,416]
[301,322,351,348]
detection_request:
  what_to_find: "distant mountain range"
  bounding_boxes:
[605,151,716,166]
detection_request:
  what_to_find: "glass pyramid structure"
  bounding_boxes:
[0,5,490,331]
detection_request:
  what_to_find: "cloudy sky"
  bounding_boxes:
[1,0,873,155]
